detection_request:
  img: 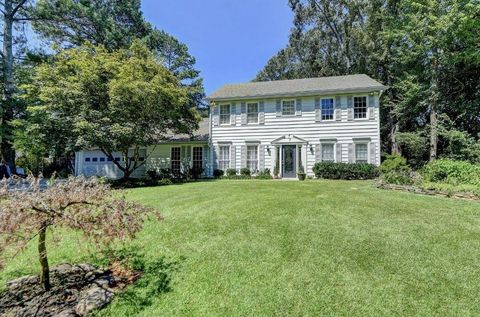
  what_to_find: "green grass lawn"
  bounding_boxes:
[2,180,480,316]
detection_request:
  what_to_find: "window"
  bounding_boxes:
[100,157,105,162]
[220,104,231,125]
[247,102,258,124]
[321,144,335,162]
[85,157,91,162]
[171,147,181,174]
[115,157,121,162]
[219,146,230,171]
[193,147,203,171]
[355,143,368,163]
[247,145,258,172]
[282,100,295,116]
[354,96,367,119]
[92,157,98,162]
[107,157,113,162]
[321,98,334,121]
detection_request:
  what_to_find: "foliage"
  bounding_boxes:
[213,169,224,178]
[256,169,273,180]
[225,169,237,177]
[240,168,251,177]
[313,162,378,180]
[21,41,199,179]
[0,176,158,290]
[440,128,480,163]
[422,159,480,186]
[379,154,418,185]
[379,154,410,174]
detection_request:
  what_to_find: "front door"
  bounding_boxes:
[282,145,296,178]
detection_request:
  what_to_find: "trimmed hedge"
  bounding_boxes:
[313,162,379,180]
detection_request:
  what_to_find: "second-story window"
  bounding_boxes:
[282,100,295,116]
[321,98,334,120]
[354,96,367,119]
[220,104,231,125]
[247,102,258,124]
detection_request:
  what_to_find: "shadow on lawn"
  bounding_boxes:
[102,247,184,315]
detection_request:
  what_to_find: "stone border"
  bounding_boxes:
[376,182,480,202]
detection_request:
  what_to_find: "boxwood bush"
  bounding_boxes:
[313,162,379,180]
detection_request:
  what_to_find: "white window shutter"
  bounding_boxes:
[315,98,321,122]
[259,145,265,170]
[241,145,247,168]
[231,103,236,125]
[336,144,342,163]
[295,98,302,116]
[347,96,354,121]
[368,96,375,120]
[335,96,342,121]
[369,142,376,165]
[230,145,236,169]
[212,106,219,126]
[315,144,321,162]
[241,103,247,125]
[348,143,354,163]
[259,101,265,125]
[213,146,219,170]
[276,100,281,117]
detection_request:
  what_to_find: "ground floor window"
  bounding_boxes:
[247,145,258,172]
[171,147,181,174]
[355,143,368,163]
[219,146,230,171]
[322,144,335,162]
[193,147,203,171]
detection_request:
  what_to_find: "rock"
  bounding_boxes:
[75,286,114,316]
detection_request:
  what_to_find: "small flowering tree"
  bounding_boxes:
[0,176,159,291]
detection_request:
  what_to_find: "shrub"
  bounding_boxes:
[422,159,480,186]
[158,178,174,186]
[240,168,251,177]
[213,169,224,178]
[147,169,158,179]
[189,167,204,180]
[379,154,410,174]
[225,168,237,177]
[312,162,378,180]
[256,169,273,179]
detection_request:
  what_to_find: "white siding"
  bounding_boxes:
[211,93,381,176]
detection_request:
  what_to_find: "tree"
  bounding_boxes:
[0,176,158,291]
[23,41,199,179]
[1,0,34,168]
[32,0,151,50]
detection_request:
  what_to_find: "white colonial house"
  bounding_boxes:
[74,74,386,179]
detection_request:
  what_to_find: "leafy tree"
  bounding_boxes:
[22,41,199,179]
[32,0,151,50]
[0,176,158,291]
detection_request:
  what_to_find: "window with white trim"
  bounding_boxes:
[220,104,231,125]
[219,146,230,171]
[192,147,203,171]
[354,96,367,119]
[282,100,295,116]
[321,144,335,162]
[321,98,334,120]
[247,145,258,172]
[171,147,181,174]
[355,143,368,163]
[247,102,258,124]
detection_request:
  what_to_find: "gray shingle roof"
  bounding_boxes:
[163,117,209,143]
[207,74,386,101]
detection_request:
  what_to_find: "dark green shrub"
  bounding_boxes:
[226,168,237,177]
[147,169,158,179]
[213,169,224,178]
[240,168,251,177]
[158,178,173,186]
[256,169,273,179]
[381,171,417,185]
[312,162,378,180]
[189,167,204,180]
[422,159,480,186]
[379,154,411,174]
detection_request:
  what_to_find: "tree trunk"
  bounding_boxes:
[1,0,16,170]
[38,223,51,291]
[391,122,402,155]
[430,102,438,161]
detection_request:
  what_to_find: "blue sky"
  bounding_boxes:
[141,0,293,96]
